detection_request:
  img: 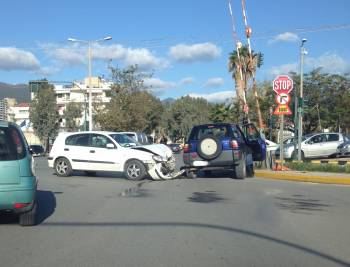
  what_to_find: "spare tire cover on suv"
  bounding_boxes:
[197,135,222,160]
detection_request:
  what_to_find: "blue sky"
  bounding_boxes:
[0,0,349,102]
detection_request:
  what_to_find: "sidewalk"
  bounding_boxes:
[255,169,350,185]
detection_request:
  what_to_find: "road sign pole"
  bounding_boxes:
[297,45,305,161]
[279,114,284,170]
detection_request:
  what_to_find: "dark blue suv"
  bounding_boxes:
[183,123,266,179]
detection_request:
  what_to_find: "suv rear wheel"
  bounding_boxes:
[233,154,246,179]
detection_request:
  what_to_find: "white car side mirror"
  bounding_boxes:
[106,143,115,149]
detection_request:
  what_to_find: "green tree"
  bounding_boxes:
[289,69,350,134]
[162,96,212,142]
[228,45,264,127]
[209,102,241,123]
[95,65,163,133]
[63,102,83,131]
[29,81,59,150]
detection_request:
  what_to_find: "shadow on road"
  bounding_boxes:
[188,191,227,203]
[274,195,330,214]
[0,190,56,225]
[36,190,57,224]
[41,221,350,267]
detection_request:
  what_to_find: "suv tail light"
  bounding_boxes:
[230,140,239,149]
[183,144,190,153]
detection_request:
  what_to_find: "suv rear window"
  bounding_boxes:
[189,125,232,140]
[0,126,26,161]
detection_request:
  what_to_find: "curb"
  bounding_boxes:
[255,170,350,185]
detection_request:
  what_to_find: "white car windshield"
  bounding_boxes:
[109,134,141,147]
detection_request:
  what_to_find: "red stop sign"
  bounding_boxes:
[273,75,293,95]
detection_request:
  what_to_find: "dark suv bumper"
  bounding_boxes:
[183,150,241,170]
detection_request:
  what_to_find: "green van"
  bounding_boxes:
[0,121,37,226]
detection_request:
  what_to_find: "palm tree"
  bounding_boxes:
[228,45,264,127]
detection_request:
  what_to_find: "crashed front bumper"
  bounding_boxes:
[145,156,184,180]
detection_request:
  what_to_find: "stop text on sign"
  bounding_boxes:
[272,75,293,116]
[273,75,293,95]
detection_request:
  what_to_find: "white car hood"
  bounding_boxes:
[131,144,173,159]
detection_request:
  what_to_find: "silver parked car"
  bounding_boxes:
[276,133,347,160]
[337,135,350,157]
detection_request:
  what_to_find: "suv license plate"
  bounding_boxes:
[193,161,209,167]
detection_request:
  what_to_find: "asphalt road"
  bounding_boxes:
[1,155,350,267]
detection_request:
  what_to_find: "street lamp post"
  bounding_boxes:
[68,36,112,131]
[297,38,307,161]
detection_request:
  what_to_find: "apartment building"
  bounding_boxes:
[30,77,112,130]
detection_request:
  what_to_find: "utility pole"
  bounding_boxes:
[68,36,112,131]
[88,41,92,131]
[297,38,307,161]
[293,80,298,154]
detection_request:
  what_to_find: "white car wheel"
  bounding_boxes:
[124,160,146,181]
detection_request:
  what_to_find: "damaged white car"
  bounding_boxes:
[48,131,183,181]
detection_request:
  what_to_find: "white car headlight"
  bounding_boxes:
[152,155,165,162]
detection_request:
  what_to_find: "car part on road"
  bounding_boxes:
[185,170,198,179]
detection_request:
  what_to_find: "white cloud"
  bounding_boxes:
[0,47,40,71]
[40,43,85,65]
[144,77,176,89]
[268,52,350,76]
[169,42,221,63]
[269,32,299,44]
[203,77,225,88]
[35,66,59,76]
[188,91,234,103]
[179,77,195,85]
[305,52,350,73]
[123,48,169,70]
[93,44,126,61]
[269,63,298,76]
[41,43,169,70]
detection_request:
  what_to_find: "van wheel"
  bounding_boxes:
[124,160,146,181]
[55,157,73,177]
[233,154,246,179]
[19,202,37,226]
